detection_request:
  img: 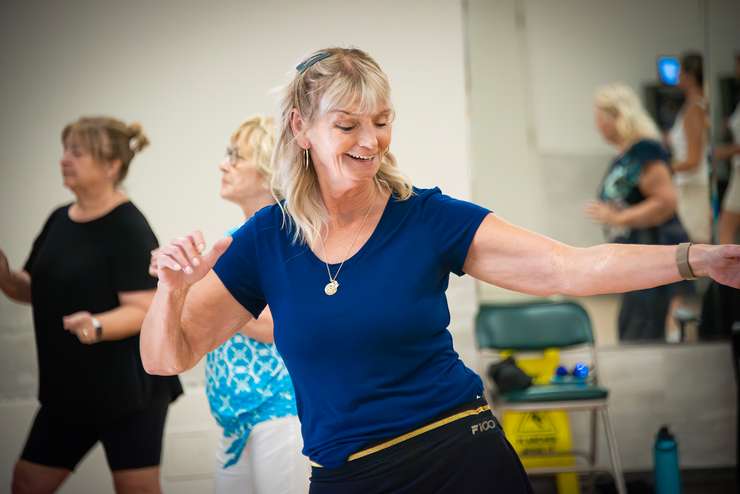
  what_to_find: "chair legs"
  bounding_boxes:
[587,409,598,494]
[600,406,627,494]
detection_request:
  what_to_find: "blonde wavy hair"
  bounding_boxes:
[62,116,149,184]
[594,83,660,144]
[231,115,276,192]
[272,47,413,245]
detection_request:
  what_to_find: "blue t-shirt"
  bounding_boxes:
[213,187,490,468]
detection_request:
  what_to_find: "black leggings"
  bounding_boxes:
[309,398,533,494]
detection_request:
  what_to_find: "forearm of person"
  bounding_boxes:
[465,214,709,298]
[95,304,150,341]
[0,270,31,304]
[613,197,675,229]
[714,144,740,161]
[557,243,709,297]
[140,286,199,375]
[239,316,274,343]
[671,158,699,172]
[238,306,274,343]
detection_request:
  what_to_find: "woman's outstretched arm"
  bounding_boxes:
[464,214,739,296]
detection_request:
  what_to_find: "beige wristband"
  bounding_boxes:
[676,242,697,280]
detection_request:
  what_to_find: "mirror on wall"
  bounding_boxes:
[464,0,740,347]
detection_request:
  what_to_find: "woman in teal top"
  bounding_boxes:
[208,116,307,493]
[588,83,689,341]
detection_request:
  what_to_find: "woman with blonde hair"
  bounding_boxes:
[1,117,182,494]
[587,83,689,341]
[141,48,740,493]
[201,116,308,493]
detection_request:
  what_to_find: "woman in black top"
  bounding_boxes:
[0,117,182,494]
[587,83,689,341]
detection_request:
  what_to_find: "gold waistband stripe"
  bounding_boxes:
[310,404,491,468]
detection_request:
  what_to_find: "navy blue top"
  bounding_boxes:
[213,187,490,468]
[598,139,669,208]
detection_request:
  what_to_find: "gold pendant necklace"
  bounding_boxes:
[318,203,373,296]
[324,280,339,296]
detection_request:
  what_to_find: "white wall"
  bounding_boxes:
[524,0,706,156]
[0,1,478,491]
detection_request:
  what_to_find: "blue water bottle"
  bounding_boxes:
[654,425,682,494]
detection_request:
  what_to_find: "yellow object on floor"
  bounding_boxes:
[500,349,580,494]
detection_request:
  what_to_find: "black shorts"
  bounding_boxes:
[20,400,170,471]
[309,397,533,494]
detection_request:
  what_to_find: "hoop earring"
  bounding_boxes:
[304,148,310,170]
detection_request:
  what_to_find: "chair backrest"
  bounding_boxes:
[476,300,594,351]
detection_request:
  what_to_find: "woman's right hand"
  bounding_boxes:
[154,231,232,291]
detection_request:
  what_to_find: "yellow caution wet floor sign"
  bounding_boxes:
[500,350,580,494]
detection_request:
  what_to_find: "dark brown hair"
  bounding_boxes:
[681,52,703,87]
[62,116,150,184]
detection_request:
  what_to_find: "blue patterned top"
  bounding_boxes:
[206,333,297,467]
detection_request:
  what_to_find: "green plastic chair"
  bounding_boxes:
[476,300,626,494]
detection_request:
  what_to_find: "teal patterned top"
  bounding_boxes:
[597,139,676,243]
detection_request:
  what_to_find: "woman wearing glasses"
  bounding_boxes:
[149,116,308,494]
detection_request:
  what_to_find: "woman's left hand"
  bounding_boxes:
[63,311,99,344]
[584,201,619,226]
[703,244,740,288]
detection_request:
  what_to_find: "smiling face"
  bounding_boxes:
[304,104,393,195]
[274,48,414,245]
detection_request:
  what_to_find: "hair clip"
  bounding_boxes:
[296,52,331,74]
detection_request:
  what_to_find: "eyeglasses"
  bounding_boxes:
[225,146,245,166]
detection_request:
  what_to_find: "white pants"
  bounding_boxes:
[214,415,310,494]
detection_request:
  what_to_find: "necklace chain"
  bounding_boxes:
[318,203,373,295]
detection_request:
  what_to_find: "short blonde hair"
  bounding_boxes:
[231,115,276,190]
[272,47,413,245]
[62,116,149,184]
[594,83,660,144]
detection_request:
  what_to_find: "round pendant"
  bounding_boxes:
[324,280,339,296]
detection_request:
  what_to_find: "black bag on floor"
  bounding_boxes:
[487,357,532,394]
